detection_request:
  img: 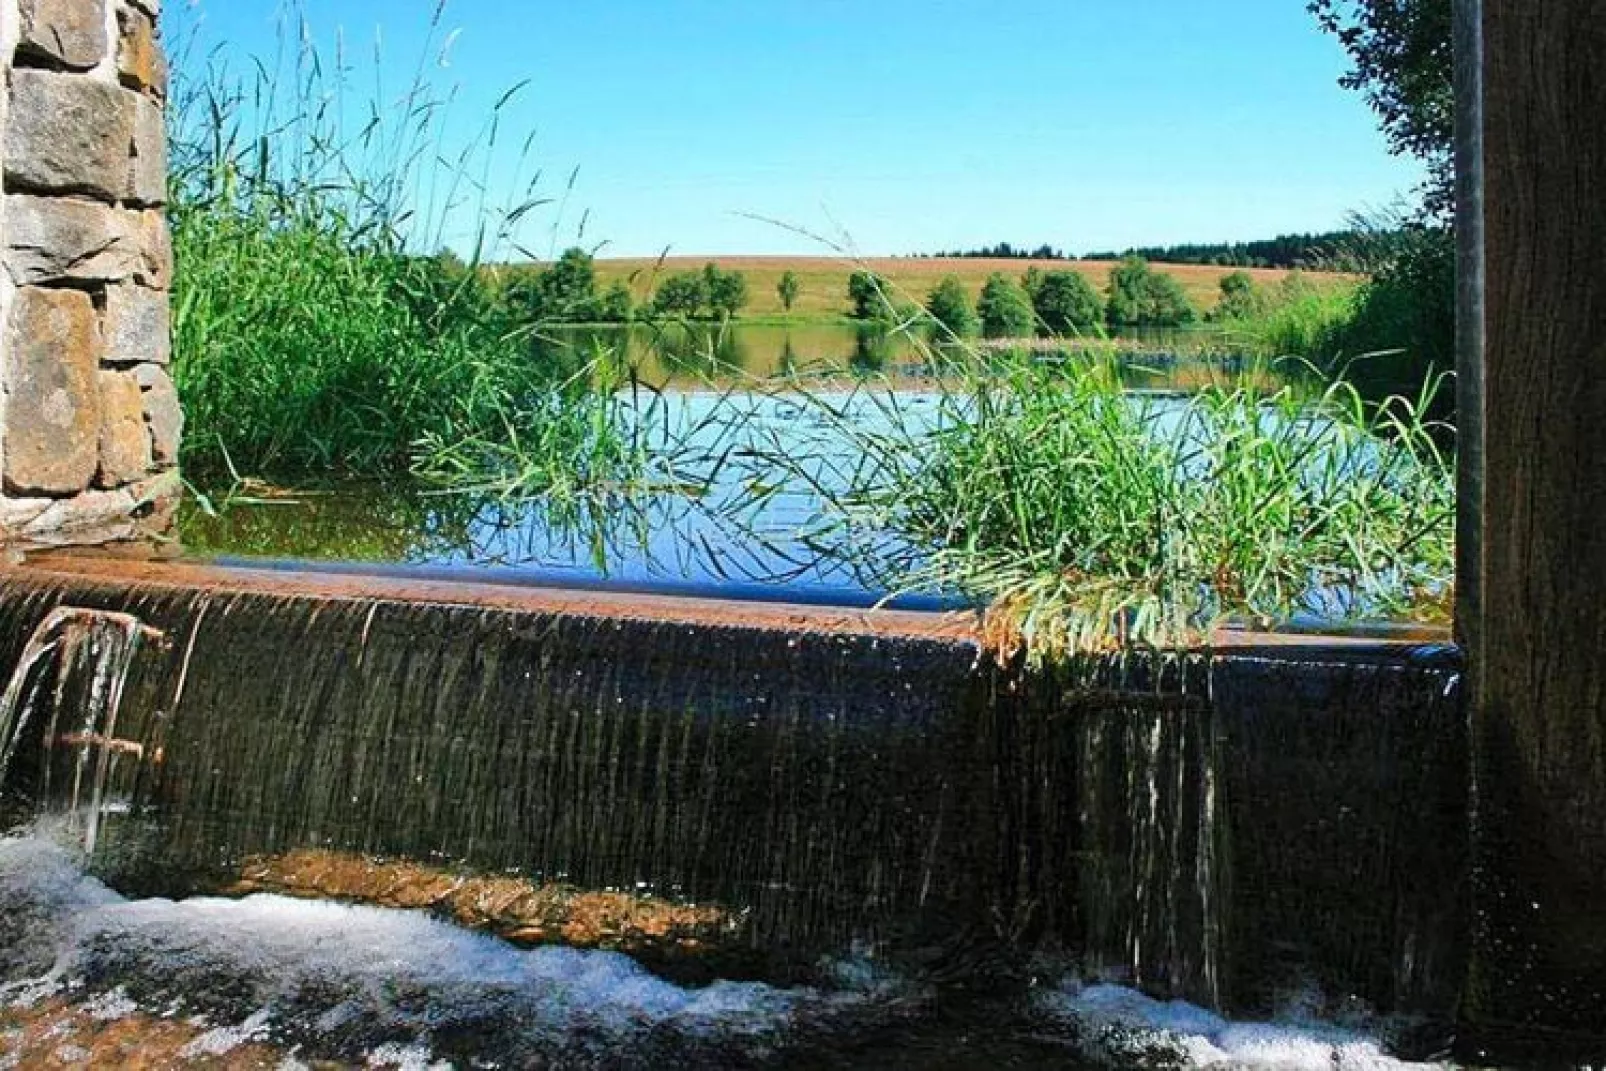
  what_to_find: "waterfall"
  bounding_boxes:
[0,570,1466,1030]
[0,607,163,854]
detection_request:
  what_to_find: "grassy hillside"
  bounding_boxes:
[575,256,1357,322]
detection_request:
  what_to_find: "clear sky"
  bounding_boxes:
[171,1,1425,259]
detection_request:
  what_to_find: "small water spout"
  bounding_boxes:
[0,607,164,853]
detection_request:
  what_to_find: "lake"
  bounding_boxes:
[178,325,1292,608]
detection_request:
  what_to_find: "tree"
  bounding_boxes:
[1310,0,1455,408]
[848,270,893,320]
[539,247,599,320]
[703,262,749,319]
[1309,0,1453,220]
[1022,266,1046,300]
[1106,257,1196,327]
[976,273,1036,337]
[1209,271,1268,321]
[599,280,634,322]
[925,276,978,337]
[777,270,801,312]
[651,272,708,318]
[1032,271,1104,333]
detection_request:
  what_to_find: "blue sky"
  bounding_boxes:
[172,1,1425,258]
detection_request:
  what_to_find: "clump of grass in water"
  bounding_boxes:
[735,336,1454,662]
[167,2,649,508]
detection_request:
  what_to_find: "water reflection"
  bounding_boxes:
[535,322,1269,391]
[179,330,1301,608]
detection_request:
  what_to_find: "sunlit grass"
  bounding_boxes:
[724,342,1454,661]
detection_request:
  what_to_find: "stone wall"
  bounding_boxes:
[0,0,176,542]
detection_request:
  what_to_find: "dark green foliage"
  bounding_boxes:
[507,247,602,323]
[777,270,801,311]
[1308,0,1455,411]
[1032,271,1104,333]
[1209,271,1270,322]
[652,272,709,318]
[1105,257,1197,327]
[848,270,895,320]
[1310,0,1454,220]
[703,262,749,319]
[929,242,1067,260]
[599,280,634,322]
[925,276,978,337]
[1091,231,1363,271]
[976,273,1037,338]
[1022,267,1045,299]
[1324,222,1456,403]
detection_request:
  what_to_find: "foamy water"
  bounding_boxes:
[0,834,1451,1069]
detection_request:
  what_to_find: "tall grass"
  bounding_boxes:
[731,346,1455,660]
[167,3,644,505]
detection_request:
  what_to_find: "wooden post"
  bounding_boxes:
[1461,0,1606,1059]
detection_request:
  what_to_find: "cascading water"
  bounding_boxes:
[0,567,1467,1066]
[0,607,163,854]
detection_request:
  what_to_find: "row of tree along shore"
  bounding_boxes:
[484,247,1333,336]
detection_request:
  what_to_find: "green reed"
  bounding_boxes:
[733,340,1455,660]
[167,3,648,503]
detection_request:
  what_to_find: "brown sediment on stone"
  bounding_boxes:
[223,850,742,960]
[7,553,986,645]
[0,998,291,1070]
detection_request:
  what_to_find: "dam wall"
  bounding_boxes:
[0,560,1466,1036]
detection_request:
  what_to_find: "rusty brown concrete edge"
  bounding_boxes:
[1,555,985,646]
[0,554,1458,668]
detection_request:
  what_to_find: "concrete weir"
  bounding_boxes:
[0,555,1466,1039]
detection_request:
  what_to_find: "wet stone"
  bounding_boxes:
[3,288,102,497]
[4,71,136,202]
[17,0,109,70]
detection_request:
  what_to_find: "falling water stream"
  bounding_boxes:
[0,579,1464,1067]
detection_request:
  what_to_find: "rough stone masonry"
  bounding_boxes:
[0,0,176,541]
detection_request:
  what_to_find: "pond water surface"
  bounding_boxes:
[180,325,1285,609]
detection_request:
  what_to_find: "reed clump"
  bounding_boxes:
[167,5,641,505]
[740,348,1455,660]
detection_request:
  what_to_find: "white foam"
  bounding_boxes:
[0,835,832,1062]
[1038,982,1447,1069]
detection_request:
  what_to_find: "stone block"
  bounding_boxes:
[103,283,170,364]
[96,369,151,487]
[20,485,135,535]
[132,209,172,289]
[18,0,109,70]
[126,92,167,205]
[0,496,54,532]
[5,70,136,201]
[116,3,166,95]
[5,195,140,286]
[3,288,102,496]
[133,362,182,464]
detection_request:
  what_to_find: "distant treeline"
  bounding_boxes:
[1085,231,1364,270]
[921,231,1367,271]
[921,242,1070,261]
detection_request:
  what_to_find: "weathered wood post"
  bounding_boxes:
[0,0,179,542]
[1459,0,1606,1059]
